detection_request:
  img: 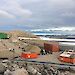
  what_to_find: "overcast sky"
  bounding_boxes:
[0,0,75,30]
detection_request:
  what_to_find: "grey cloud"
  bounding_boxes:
[0,10,15,18]
[0,0,32,26]
[61,12,75,17]
[0,0,32,18]
[0,0,75,29]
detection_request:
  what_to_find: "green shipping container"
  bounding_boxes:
[0,33,8,39]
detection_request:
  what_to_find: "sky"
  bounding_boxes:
[0,0,75,30]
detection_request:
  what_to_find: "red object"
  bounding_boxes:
[21,52,38,59]
[59,56,75,64]
[44,43,59,52]
[59,50,75,64]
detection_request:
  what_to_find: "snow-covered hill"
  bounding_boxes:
[28,27,75,35]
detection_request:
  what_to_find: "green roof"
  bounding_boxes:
[0,33,8,39]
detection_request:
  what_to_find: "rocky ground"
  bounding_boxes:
[0,60,74,75]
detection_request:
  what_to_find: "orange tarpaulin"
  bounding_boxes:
[21,52,38,59]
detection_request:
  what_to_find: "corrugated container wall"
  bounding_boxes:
[44,42,59,52]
